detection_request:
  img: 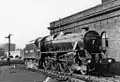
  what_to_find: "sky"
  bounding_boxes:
[0,0,101,49]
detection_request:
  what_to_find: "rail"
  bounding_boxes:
[41,50,77,54]
[18,65,120,82]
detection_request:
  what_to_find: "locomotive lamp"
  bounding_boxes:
[108,59,112,63]
[5,34,12,66]
[87,60,91,63]
[80,47,84,50]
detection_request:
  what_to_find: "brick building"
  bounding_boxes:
[48,0,120,61]
[0,48,5,57]
[5,49,24,59]
[1,43,16,52]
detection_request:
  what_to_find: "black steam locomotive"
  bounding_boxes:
[24,28,115,75]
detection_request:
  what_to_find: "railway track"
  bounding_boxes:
[16,65,120,82]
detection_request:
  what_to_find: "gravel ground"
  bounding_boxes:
[1,64,120,82]
[0,66,46,82]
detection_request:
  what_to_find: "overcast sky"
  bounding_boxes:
[0,0,101,48]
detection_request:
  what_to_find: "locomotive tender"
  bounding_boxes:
[24,40,39,68]
[24,28,115,75]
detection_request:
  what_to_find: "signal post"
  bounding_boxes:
[5,34,12,66]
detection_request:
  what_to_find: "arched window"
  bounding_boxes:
[101,31,109,48]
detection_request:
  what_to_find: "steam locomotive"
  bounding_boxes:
[24,28,115,75]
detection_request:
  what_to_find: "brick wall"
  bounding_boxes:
[49,0,120,33]
[48,0,120,61]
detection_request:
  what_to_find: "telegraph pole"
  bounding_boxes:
[5,34,12,66]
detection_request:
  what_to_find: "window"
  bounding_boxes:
[101,31,109,47]
[30,50,34,52]
[25,50,28,53]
